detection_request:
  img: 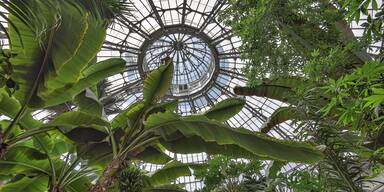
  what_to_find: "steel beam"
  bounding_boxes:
[148,0,165,28]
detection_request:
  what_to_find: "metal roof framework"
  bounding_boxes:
[1,1,383,191]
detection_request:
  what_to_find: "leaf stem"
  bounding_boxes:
[8,126,57,145]
[3,106,27,140]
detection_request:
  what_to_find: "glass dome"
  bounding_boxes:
[1,1,382,191]
[95,0,383,190]
[97,0,300,190]
[140,27,217,97]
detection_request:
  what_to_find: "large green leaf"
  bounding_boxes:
[111,101,145,131]
[233,77,307,103]
[8,0,124,109]
[147,113,323,163]
[74,88,104,116]
[0,89,51,151]
[49,111,110,127]
[204,98,245,122]
[261,107,305,133]
[0,89,41,129]
[36,58,126,108]
[8,0,51,106]
[40,4,106,97]
[65,126,108,143]
[49,111,109,142]
[234,85,293,102]
[143,59,174,105]
[0,146,49,175]
[65,172,92,192]
[146,161,206,187]
[65,173,92,192]
[38,2,88,96]
[76,142,112,168]
[160,136,268,160]
[143,185,187,192]
[0,175,49,192]
[133,146,172,165]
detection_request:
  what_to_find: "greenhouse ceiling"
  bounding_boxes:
[0,0,383,191]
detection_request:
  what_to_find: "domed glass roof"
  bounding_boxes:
[0,1,381,191]
[96,0,300,190]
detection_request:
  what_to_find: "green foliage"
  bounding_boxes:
[322,61,384,134]
[146,161,206,187]
[116,161,200,192]
[0,0,126,156]
[143,57,173,105]
[147,113,323,163]
[224,0,384,191]
[304,43,364,81]
[261,107,306,134]
[283,170,324,192]
[341,0,383,41]
[194,155,265,192]
[4,0,377,191]
[0,176,49,192]
[204,98,245,122]
[0,1,128,191]
[8,0,99,107]
[0,146,93,192]
[221,0,346,84]
[133,146,172,165]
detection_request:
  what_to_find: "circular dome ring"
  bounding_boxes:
[137,25,220,99]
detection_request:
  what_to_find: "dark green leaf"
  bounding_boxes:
[111,101,145,131]
[234,85,294,102]
[38,58,126,108]
[147,161,205,186]
[143,59,174,105]
[49,111,110,127]
[65,126,108,143]
[261,107,306,133]
[0,175,48,192]
[204,98,245,121]
[133,146,172,165]
[148,113,323,163]
[74,88,104,117]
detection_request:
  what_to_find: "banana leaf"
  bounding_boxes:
[204,98,245,122]
[147,113,323,163]
[143,59,173,105]
[261,107,306,133]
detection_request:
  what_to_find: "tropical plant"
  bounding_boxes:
[115,160,201,192]
[0,0,127,158]
[0,144,93,192]
[194,155,323,192]
[234,74,383,191]
[220,0,372,85]
[194,155,266,192]
[340,0,383,41]
[0,55,323,192]
[49,57,321,191]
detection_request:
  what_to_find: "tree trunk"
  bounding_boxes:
[90,157,122,192]
[48,185,60,192]
[320,0,373,64]
[0,134,8,159]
